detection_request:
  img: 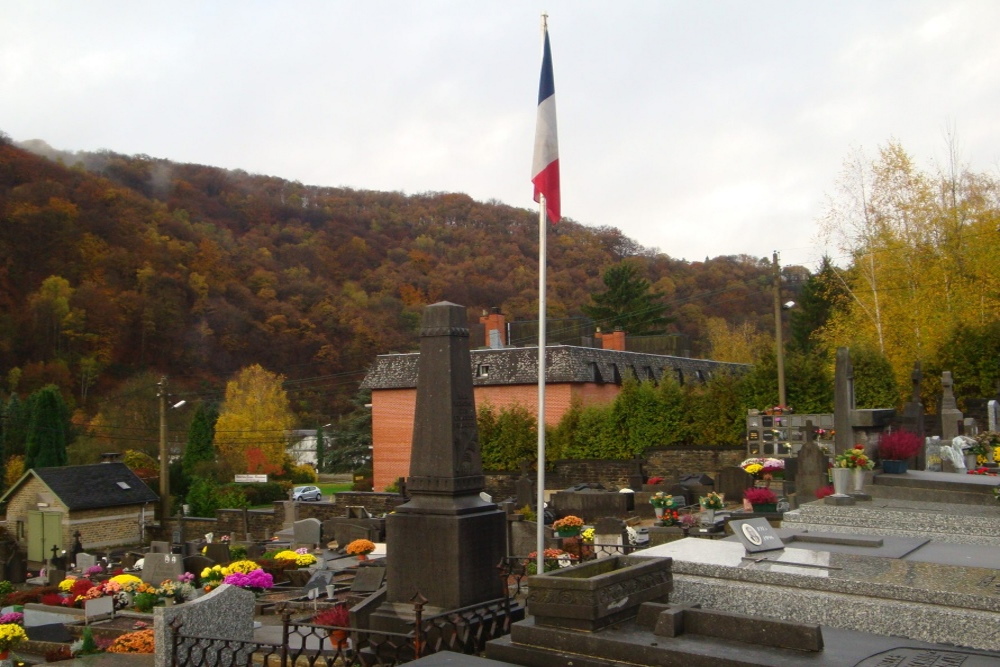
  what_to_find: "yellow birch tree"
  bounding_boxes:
[214,364,297,473]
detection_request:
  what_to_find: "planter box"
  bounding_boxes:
[527,555,672,632]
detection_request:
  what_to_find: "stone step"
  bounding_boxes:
[781,498,1000,546]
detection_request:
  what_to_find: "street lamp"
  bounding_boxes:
[772,252,787,409]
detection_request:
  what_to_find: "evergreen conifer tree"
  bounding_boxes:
[582,262,672,335]
[24,386,69,469]
[183,401,218,477]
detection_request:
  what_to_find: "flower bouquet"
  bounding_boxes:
[835,445,873,469]
[552,515,584,537]
[699,492,724,510]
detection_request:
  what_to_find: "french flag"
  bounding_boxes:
[532,25,560,223]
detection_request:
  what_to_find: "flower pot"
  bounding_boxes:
[330,629,349,649]
[831,467,851,495]
[557,528,581,538]
[0,649,8,660]
[653,506,664,520]
[356,553,370,562]
[882,459,908,474]
[852,468,866,494]
[700,509,715,524]
[965,453,979,470]
[753,503,777,513]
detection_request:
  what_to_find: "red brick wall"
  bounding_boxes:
[372,382,623,491]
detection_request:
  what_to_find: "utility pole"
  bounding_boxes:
[158,376,169,524]
[772,252,786,409]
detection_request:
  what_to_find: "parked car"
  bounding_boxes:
[292,485,323,501]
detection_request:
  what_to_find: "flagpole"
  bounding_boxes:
[536,192,547,575]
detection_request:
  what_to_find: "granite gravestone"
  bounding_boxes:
[371,302,506,630]
[716,466,754,502]
[183,555,215,576]
[203,543,231,565]
[75,552,96,572]
[84,595,115,623]
[593,517,627,559]
[154,584,256,667]
[142,552,183,586]
[795,423,828,503]
[293,518,322,547]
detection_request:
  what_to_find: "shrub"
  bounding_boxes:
[352,477,373,492]
[879,430,922,460]
[743,487,777,505]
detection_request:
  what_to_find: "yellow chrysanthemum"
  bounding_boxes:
[223,559,261,575]
[109,574,142,586]
[58,577,77,592]
[295,553,317,566]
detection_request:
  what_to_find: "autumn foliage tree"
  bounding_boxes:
[213,365,297,474]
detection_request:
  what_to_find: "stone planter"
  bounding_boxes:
[527,555,672,632]
[851,468,866,494]
[881,459,908,474]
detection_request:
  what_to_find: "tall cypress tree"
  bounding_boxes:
[2,394,28,457]
[183,401,218,477]
[24,386,69,469]
[315,426,327,474]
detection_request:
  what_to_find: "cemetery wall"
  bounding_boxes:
[330,492,406,515]
[291,501,351,522]
[483,447,744,498]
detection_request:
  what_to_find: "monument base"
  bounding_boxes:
[381,507,506,614]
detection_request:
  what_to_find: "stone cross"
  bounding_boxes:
[940,371,963,441]
[833,347,855,455]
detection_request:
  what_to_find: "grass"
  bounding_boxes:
[318,482,353,496]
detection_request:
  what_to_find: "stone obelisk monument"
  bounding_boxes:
[371,302,506,629]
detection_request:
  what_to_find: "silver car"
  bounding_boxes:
[292,485,322,501]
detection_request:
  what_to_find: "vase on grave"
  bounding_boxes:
[965,453,979,470]
[831,467,851,495]
[852,468,866,494]
[653,506,664,520]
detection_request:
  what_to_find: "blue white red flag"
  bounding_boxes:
[532,26,560,223]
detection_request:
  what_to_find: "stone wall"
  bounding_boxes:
[328,492,406,515]
[482,447,745,499]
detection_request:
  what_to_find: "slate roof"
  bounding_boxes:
[360,344,746,390]
[4,462,159,511]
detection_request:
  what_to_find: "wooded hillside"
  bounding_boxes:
[0,135,782,424]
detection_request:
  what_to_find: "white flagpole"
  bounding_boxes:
[536,191,548,575]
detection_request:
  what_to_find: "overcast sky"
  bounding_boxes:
[3,1,1000,268]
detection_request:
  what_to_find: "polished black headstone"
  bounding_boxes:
[730,518,784,553]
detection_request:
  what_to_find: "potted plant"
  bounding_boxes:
[0,622,27,660]
[878,430,922,474]
[699,491,724,523]
[314,604,351,647]
[743,487,778,512]
[344,539,376,561]
[649,492,677,521]
[552,515,584,538]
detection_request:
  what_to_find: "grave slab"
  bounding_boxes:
[141,552,184,585]
[638,537,1000,651]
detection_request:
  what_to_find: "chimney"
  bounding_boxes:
[595,326,626,351]
[479,307,507,348]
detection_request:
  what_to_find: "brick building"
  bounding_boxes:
[361,312,744,491]
[1,462,158,561]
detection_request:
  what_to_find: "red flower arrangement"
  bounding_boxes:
[879,430,922,460]
[743,488,778,505]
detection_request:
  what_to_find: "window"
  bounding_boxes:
[117,481,131,490]
[476,364,490,378]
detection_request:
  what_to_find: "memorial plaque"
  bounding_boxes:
[856,648,999,666]
[762,416,773,427]
[302,570,336,598]
[730,518,785,553]
[351,566,386,593]
[85,596,114,622]
[748,431,760,441]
